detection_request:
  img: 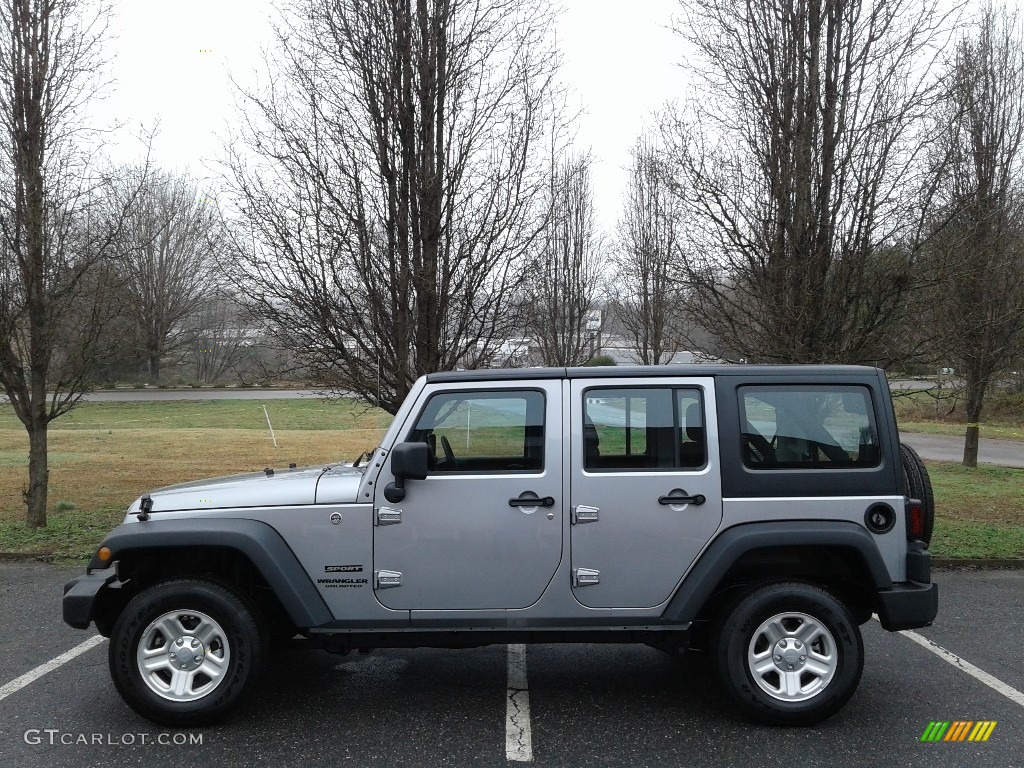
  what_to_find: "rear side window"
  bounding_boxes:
[583,387,706,471]
[739,386,878,469]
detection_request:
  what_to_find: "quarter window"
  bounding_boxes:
[739,386,879,469]
[408,390,545,473]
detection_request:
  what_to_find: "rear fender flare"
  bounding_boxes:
[662,521,892,623]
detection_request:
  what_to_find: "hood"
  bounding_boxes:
[129,463,366,514]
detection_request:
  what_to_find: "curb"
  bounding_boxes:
[933,558,1024,570]
[90,386,302,392]
[0,552,47,562]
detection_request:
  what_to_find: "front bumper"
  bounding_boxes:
[876,581,939,631]
[62,569,118,630]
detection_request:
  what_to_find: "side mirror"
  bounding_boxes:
[384,442,429,503]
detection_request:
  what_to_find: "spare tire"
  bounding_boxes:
[900,442,934,545]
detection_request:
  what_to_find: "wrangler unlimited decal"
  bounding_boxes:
[317,578,368,588]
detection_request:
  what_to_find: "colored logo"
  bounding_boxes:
[921,721,997,742]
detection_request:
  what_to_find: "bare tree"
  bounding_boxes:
[0,0,144,528]
[525,152,601,366]
[222,0,561,412]
[927,3,1024,466]
[609,135,686,365]
[662,0,956,365]
[114,169,221,384]
[186,294,255,385]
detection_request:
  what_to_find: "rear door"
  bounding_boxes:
[568,377,722,608]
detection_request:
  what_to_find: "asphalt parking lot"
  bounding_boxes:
[0,562,1021,767]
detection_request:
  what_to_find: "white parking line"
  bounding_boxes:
[506,644,534,762]
[893,625,1024,708]
[0,635,106,704]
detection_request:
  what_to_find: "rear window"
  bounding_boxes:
[739,386,879,469]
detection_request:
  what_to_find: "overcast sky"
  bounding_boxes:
[98,0,684,232]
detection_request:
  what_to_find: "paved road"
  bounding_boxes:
[900,432,1024,468]
[0,562,1021,767]
[79,389,326,401]
[1,389,330,405]
[891,379,944,391]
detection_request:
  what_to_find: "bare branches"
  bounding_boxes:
[112,169,223,383]
[609,135,687,365]
[664,0,959,365]
[0,0,131,527]
[924,2,1024,465]
[525,151,601,366]
[222,0,562,412]
[185,296,255,385]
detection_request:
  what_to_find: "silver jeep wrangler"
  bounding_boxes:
[64,365,937,726]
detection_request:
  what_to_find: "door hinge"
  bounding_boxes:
[573,567,600,586]
[375,507,402,526]
[374,570,402,589]
[572,505,599,524]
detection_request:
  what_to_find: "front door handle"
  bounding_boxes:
[509,494,555,508]
[658,490,706,506]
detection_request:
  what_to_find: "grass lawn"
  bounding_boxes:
[893,384,1024,557]
[1,399,1022,562]
[0,397,394,432]
[927,462,1024,559]
[898,420,1024,441]
[0,399,391,561]
[893,388,1024,440]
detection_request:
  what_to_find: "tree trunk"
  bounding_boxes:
[25,421,49,529]
[962,375,984,467]
[962,424,979,468]
[149,352,161,385]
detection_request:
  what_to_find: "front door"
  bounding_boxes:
[569,377,723,608]
[373,382,563,610]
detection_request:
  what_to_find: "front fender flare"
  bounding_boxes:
[87,518,333,629]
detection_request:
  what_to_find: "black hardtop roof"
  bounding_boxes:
[425,364,882,383]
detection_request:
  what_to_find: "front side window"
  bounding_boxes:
[583,387,706,471]
[408,390,545,473]
[740,386,878,469]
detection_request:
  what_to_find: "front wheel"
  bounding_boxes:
[109,579,265,726]
[716,582,863,725]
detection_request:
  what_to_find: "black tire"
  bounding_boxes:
[109,579,265,726]
[716,582,864,726]
[900,442,935,544]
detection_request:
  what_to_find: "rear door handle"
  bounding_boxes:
[658,491,706,506]
[509,494,555,508]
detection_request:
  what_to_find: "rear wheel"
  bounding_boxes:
[109,579,264,726]
[716,582,863,725]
